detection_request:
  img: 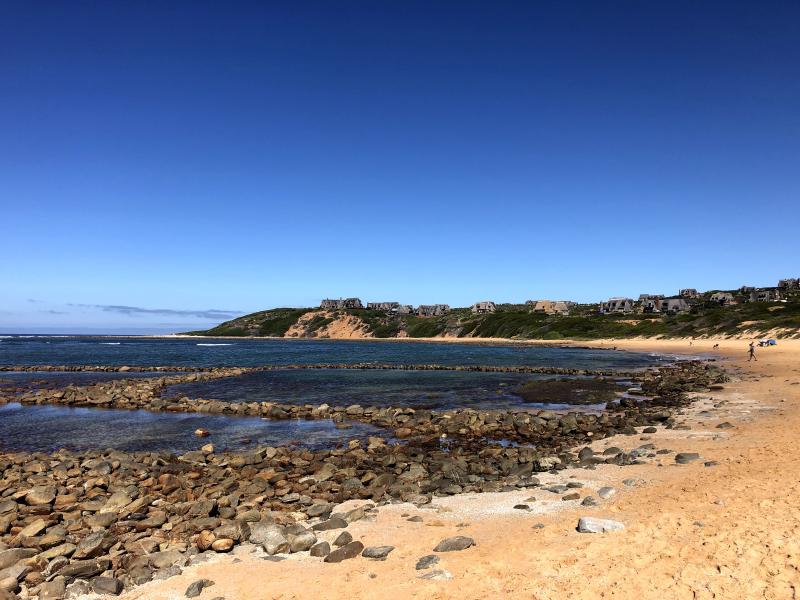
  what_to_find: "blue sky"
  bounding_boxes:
[2,1,799,333]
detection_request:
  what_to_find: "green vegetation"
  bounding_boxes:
[187,296,800,340]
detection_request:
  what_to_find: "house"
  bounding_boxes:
[471,301,496,314]
[709,292,736,306]
[600,297,634,314]
[739,285,755,293]
[417,304,450,317]
[660,298,692,314]
[320,298,363,310]
[679,288,699,299]
[367,302,400,312]
[530,300,574,315]
[778,278,800,289]
[638,294,664,313]
[749,289,782,303]
[396,305,414,315]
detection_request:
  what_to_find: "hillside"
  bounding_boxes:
[187,297,800,340]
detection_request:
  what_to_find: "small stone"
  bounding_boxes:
[406,516,423,523]
[716,422,734,429]
[312,517,348,531]
[642,426,657,433]
[597,487,616,499]
[196,530,215,551]
[185,579,214,598]
[418,569,452,580]
[309,541,330,557]
[581,496,598,506]
[704,460,720,467]
[577,517,625,533]
[323,541,364,563]
[92,577,124,596]
[194,428,210,438]
[415,555,440,570]
[433,536,474,552]
[562,493,581,501]
[362,546,394,560]
[24,486,56,506]
[512,504,530,511]
[211,538,234,552]
[675,452,700,464]
[333,531,353,547]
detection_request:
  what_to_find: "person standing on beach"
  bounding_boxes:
[748,342,757,361]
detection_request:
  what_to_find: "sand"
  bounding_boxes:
[117,338,800,600]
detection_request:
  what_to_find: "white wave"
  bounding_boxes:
[99,342,121,345]
[196,343,232,346]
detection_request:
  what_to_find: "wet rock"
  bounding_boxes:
[323,541,364,563]
[577,517,625,533]
[433,536,474,552]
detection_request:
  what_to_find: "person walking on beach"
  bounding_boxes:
[748,342,757,361]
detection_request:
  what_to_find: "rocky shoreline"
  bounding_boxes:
[0,360,727,599]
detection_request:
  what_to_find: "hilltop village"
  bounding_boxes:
[191,278,800,340]
[320,277,800,319]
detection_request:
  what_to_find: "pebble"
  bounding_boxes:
[597,487,616,499]
[185,579,215,598]
[362,546,394,560]
[577,517,625,533]
[433,536,475,552]
[415,555,440,570]
[675,452,701,464]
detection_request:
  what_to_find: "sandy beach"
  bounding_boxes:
[110,338,799,600]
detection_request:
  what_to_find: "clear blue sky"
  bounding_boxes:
[2,1,799,333]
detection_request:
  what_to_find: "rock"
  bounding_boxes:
[323,541,364,563]
[418,569,452,580]
[149,550,186,570]
[194,428,210,438]
[211,538,234,552]
[716,422,734,429]
[92,577,124,596]
[415,555,440,570]
[186,579,215,598]
[309,541,331,557]
[578,447,594,461]
[38,578,66,600]
[312,517,348,531]
[0,550,36,571]
[250,524,288,555]
[513,504,530,511]
[72,530,116,559]
[433,536,474,552]
[562,493,581,501]
[642,426,657,433]
[704,460,720,467]
[577,517,625,533]
[288,530,317,553]
[333,531,353,547]
[597,487,616,499]
[196,530,216,551]
[675,452,700,464]
[362,546,394,560]
[57,558,111,579]
[581,496,598,506]
[24,486,55,506]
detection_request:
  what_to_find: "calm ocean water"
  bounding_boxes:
[0,336,666,453]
